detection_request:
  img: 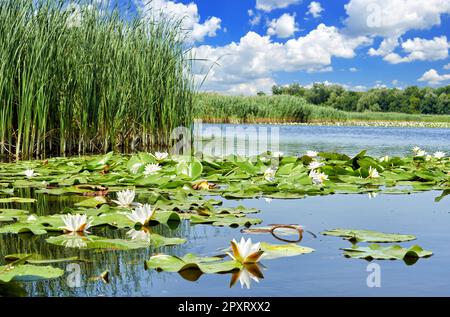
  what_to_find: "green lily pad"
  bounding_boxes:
[190,214,262,227]
[260,242,314,260]
[0,197,36,203]
[0,264,64,283]
[342,244,433,262]
[321,229,416,243]
[46,234,185,250]
[5,254,82,265]
[0,209,29,222]
[145,253,242,274]
[74,196,107,208]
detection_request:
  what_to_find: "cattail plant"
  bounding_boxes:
[0,0,194,160]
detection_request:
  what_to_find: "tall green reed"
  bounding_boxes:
[0,0,193,160]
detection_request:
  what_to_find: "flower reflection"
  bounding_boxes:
[230,264,264,289]
[61,232,89,249]
[126,227,151,243]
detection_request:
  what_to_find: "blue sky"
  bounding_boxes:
[128,0,450,94]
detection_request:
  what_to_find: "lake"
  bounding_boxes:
[0,124,449,297]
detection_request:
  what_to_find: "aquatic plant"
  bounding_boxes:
[0,0,193,160]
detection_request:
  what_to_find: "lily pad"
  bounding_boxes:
[145,253,242,274]
[0,197,36,203]
[342,244,433,262]
[260,242,314,260]
[0,209,29,222]
[321,229,416,243]
[46,234,185,250]
[0,264,64,283]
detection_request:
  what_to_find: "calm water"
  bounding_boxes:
[198,124,450,157]
[1,124,449,297]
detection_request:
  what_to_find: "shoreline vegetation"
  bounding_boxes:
[0,0,193,160]
[194,94,450,128]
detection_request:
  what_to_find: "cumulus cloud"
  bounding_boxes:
[136,0,221,43]
[193,25,371,94]
[256,0,301,12]
[349,67,358,72]
[267,13,299,38]
[443,63,450,70]
[418,69,450,85]
[307,2,324,18]
[383,36,449,64]
[344,0,450,56]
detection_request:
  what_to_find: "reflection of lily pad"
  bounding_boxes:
[46,234,185,250]
[0,264,64,283]
[342,244,433,262]
[321,229,416,243]
[145,254,242,274]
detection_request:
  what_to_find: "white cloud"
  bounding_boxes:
[418,69,450,85]
[256,0,301,12]
[136,0,221,43]
[193,24,371,94]
[307,2,324,18]
[349,67,358,72]
[443,63,450,70]
[267,13,298,38]
[248,9,262,26]
[344,0,450,56]
[384,36,449,64]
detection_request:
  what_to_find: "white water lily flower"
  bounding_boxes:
[228,238,264,264]
[434,151,446,159]
[126,204,155,226]
[368,167,380,179]
[310,170,328,185]
[126,229,151,242]
[306,151,318,158]
[238,268,261,289]
[413,146,421,154]
[27,215,38,222]
[60,214,93,233]
[130,163,143,174]
[264,198,273,203]
[24,169,36,178]
[143,163,161,175]
[264,167,277,182]
[380,156,390,162]
[112,189,136,208]
[415,150,427,157]
[308,161,324,170]
[154,152,169,161]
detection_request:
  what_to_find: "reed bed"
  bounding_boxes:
[0,0,193,160]
[194,94,450,127]
[194,93,347,123]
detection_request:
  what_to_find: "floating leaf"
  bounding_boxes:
[75,196,107,208]
[46,234,185,250]
[321,229,416,243]
[145,254,242,274]
[260,242,314,260]
[0,209,29,222]
[0,197,36,203]
[0,264,64,283]
[342,244,433,262]
[190,214,262,228]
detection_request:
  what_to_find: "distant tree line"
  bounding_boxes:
[271,83,450,115]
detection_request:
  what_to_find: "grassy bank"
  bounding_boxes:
[0,0,193,160]
[194,94,450,127]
